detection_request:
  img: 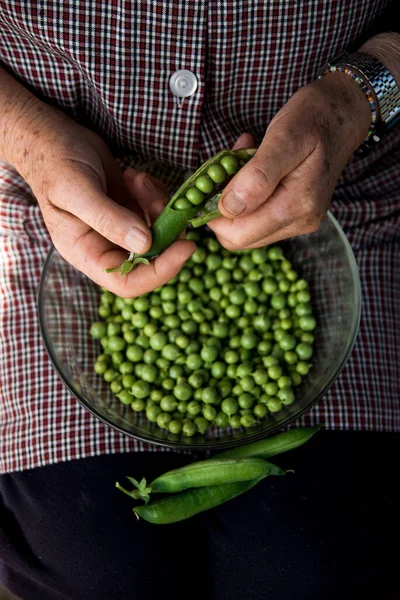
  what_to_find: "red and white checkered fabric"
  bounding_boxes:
[1,1,399,473]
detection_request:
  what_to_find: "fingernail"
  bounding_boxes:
[222,190,247,216]
[125,227,148,253]
[143,176,154,191]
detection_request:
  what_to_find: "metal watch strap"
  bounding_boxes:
[320,51,400,156]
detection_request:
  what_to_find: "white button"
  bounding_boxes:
[169,70,198,98]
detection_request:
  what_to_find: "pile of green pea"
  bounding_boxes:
[172,154,239,211]
[90,233,316,437]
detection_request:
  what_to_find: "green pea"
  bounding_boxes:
[101,290,114,305]
[241,375,255,392]
[182,421,197,436]
[110,380,123,394]
[278,375,292,389]
[278,388,295,405]
[267,365,283,380]
[296,361,312,375]
[135,335,150,349]
[253,403,268,419]
[162,378,175,391]
[107,336,125,352]
[181,319,198,335]
[131,312,149,329]
[157,412,172,429]
[131,398,146,412]
[186,186,204,205]
[107,322,121,336]
[226,364,237,378]
[240,332,258,350]
[215,412,229,428]
[220,155,239,175]
[133,297,150,312]
[187,400,202,416]
[229,288,246,305]
[266,398,282,413]
[132,380,151,399]
[94,361,108,375]
[203,405,217,422]
[213,322,229,339]
[90,321,107,339]
[221,397,239,417]
[262,277,278,295]
[121,374,135,389]
[241,414,256,428]
[225,304,241,319]
[229,415,242,429]
[238,393,254,409]
[160,395,177,412]
[295,303,313,317]
[202,387,219,404]
[278,334,296,351]
[141,364,157,383]
[104,368,119,382]
[186,354,203,370]
[233,267,245,282]
[195,416,209,434]
[253,369,268,385]
[146,405,162,422]
[118,390,133,405]
[207,164,227,183]
[211,362,226,379]
[174,197,193,210]
[195,175,214,194]
[173,383,193,401]
[299,316,316,331]
[150,390,162,402]
[301,332,315,344]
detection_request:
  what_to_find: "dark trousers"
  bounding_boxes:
[1,432,399,600]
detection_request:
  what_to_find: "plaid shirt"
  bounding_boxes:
[1,0,399,473]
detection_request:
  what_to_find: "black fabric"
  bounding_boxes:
[1,432,399,600]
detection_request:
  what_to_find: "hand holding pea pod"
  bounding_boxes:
[106,148,257,275]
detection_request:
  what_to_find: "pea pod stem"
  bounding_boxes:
[134,478,264,524]
[106,148,256,274]
[214,426,321,460]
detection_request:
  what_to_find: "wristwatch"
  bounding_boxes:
[319,51,400,156]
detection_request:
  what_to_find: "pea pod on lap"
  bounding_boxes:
[134,478,265,525]
[215,426,321,460]
[148,457,284,494]
[107,148,256,275]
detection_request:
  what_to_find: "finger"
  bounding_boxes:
[210,154,328,248]
[123,168,167,226]
[232,133,256,150]
[48,164,153,255]
[46,204,196,297]
[218,119,316,219]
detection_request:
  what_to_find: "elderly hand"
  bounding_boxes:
[6,103,195,297]
[210,72,371,249]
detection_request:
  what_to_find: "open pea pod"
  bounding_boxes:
[106,148,256,274]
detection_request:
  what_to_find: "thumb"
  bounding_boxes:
[49,162,152,255]
[232,132,256,150]
[219,124,313,218]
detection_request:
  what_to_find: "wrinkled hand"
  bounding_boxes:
[210,72,371,249]
[11,108,195,296]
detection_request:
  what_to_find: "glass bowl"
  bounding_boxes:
[38,212,361,451]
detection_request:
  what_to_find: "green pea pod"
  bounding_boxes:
[106,148,256,274]
[134,477,263,524]
[189,193,222,228]
[149,457,283,494]
[214,426,321,460]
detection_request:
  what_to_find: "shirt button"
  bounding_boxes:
[169,70,198,98]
